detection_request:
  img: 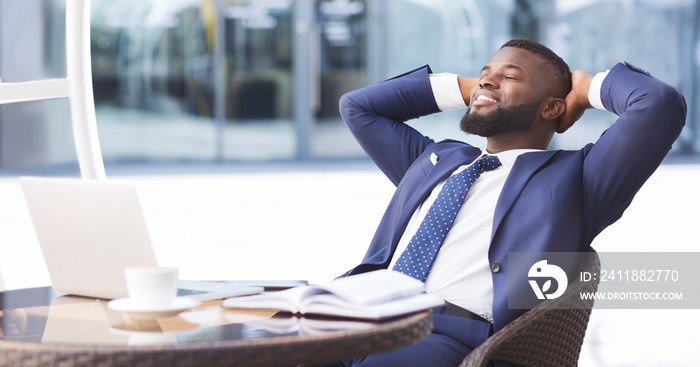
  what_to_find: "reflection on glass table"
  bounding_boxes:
[0,287,432,367]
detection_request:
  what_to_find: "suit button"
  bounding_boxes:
[491,262,501,273]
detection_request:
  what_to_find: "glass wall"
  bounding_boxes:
[0,0,698,173]
[90,0,369,162]
[381,0,698,153]
[222,0,294,159]
[311,0,368,157]
[90,0,257,162]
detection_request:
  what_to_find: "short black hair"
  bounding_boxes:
[501,39,571,98]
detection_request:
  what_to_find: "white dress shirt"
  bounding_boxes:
[389,70,609,322]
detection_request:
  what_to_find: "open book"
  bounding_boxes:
[243,316,376,336]
[222,270,444,320]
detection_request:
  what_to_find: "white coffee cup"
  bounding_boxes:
[124,266,178,309]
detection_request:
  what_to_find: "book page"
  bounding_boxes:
[222,286,309,313]
[224,270,445,320]
[245,316,375,336]
[316,270,425,306]
[302,292,444,320]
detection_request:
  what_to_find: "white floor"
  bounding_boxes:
[1,162,699,366]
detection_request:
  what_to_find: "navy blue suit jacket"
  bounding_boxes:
[339,63,686,332]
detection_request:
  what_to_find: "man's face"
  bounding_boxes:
[461,47,549,137]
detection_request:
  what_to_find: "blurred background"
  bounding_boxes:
[1,0,699,366]
[0,0,698,171]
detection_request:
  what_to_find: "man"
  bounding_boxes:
[332,39,686,366]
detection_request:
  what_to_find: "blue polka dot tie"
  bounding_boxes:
[392,155,502,281]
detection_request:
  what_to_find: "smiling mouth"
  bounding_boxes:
[476,95,498,103]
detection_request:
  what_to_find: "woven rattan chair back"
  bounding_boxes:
[460,249,601,367]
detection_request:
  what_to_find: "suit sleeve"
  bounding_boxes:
[338,66,443,186]
[583,62,686,235]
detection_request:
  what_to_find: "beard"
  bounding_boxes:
[460,101,541,137]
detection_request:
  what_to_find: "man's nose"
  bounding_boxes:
[479,74,499,88]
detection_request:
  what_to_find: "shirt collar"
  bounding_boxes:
[482,149,544,169]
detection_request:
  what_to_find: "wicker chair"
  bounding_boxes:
[460,249,601,367]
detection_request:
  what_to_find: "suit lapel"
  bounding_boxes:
[396,148,480,233]
[391,148,480,244]
[491,150,558,240]
[390,148,558,254]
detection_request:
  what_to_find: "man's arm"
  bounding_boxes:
[339,66,442,186]
[576,63,686,234]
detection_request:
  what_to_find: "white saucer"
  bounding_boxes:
[108,296,202,319]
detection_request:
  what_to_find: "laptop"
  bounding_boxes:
[19,176,263,301]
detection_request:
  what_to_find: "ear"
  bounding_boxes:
[541,97,566,121]
[542,98,575,134]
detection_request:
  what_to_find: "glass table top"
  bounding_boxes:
[0,287,379,347]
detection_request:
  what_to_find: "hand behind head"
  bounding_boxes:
[557,70,594,134]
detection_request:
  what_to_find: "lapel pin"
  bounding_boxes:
[430,153,439,165]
